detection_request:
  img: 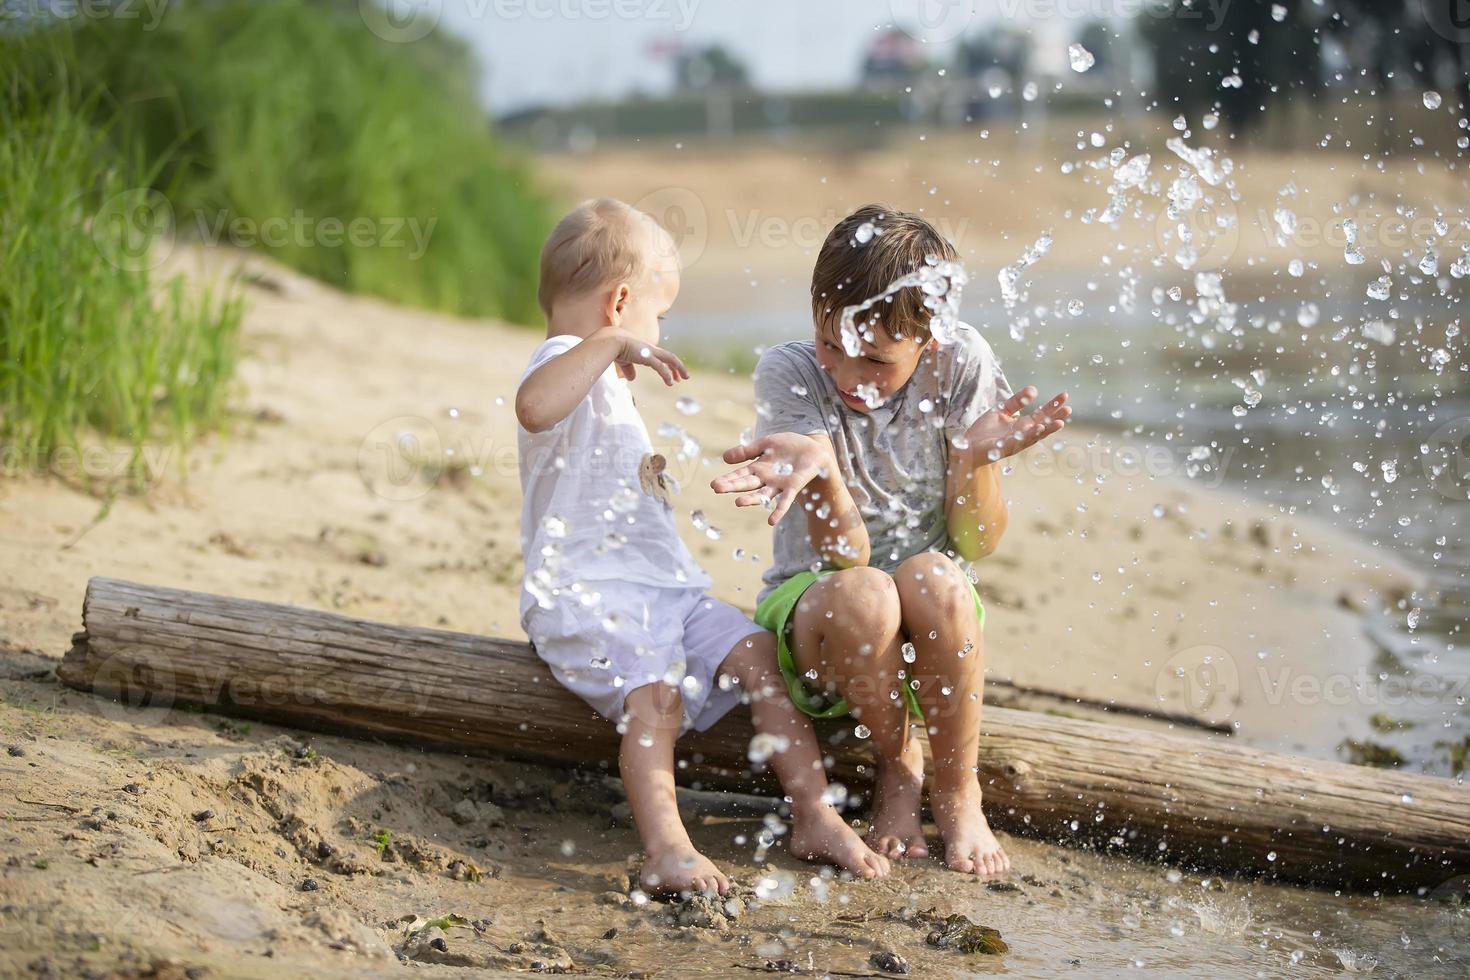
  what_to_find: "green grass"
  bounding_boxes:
[5,0,554,323]
[0,81,243,490]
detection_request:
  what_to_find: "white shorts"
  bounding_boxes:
[523,583,762,733]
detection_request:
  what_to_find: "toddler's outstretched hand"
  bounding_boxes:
[962,386,1070,461]
[594,326,690,385]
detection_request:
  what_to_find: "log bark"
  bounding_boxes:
[58,576,1469,892]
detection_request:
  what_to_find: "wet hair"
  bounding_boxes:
[810,203,958,342]
[536,198,670,318]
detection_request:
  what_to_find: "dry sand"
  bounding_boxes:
[3,240,1460,976]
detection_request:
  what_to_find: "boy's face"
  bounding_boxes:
[813,314,931,413]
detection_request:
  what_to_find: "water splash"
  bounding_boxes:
[837,255,969,354]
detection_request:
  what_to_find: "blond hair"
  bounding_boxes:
[537,198,669,317]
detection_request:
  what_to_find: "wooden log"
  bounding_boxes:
[58,576,1469,892]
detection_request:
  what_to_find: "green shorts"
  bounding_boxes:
[753,568,986,720]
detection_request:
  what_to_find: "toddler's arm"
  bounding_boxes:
[515,326,688,433]
[712,432,870,567]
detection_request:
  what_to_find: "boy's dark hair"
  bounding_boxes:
[811,204,958,342]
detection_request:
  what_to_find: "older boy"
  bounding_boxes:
[517,198,889,897]
[712,204,1070,877]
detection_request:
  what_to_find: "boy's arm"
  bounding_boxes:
[515,327,689,433]
[945,449,1009,561]
[945,386,1071,561]
[712,432,870,568]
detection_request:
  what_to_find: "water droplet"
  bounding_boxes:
[853,724,871,739]
[610,485,640,513]
[748,732,790,764]
[1068,43,1095,73]
[820,783,848,807]
[901,642,917,664]
[675,396,700,416]
[1423,90,1442,110]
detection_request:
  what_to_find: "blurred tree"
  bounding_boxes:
[1144,0,1469,134]
[956,25,1031,82]
[1142,0,1323,133]
[1077,20,1117,75]
[675,44,749,91]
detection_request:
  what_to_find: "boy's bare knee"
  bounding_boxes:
[809,566,901,633]
[895,554,971,624]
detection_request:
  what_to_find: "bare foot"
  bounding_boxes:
[865,735,929,860]
[930,778,1010,877]
[640,844,731,896]
[789,804,890,879]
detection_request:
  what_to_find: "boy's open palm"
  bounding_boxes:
[711,432,833,526]
[963,386,1071,460]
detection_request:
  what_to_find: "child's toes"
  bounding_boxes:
[867,834,902,858]
[905,837,929,859]
[946,850,977,874]
[866,850,891,877]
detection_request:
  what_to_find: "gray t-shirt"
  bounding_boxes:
[753,322,1011,602]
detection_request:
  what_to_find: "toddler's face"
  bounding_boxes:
[613,232,680,347]
[812,314,930,413]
